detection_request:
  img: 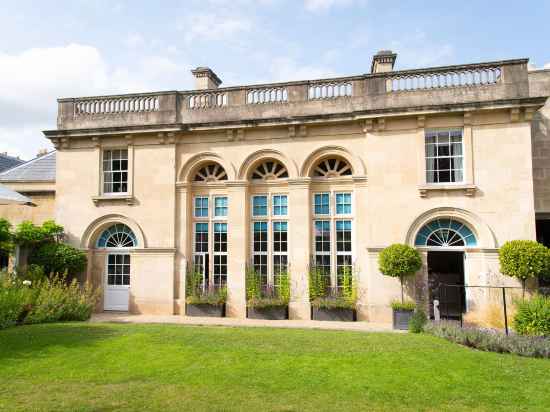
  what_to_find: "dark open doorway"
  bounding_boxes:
[428,251,465,319]
[536,219,550,292]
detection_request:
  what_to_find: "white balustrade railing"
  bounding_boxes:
[74,96,160,116]
[308,82,352,100]
[246,87,288,104]
[386,67,502,92]
[189,92,228,109]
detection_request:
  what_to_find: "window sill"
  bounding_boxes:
[92,194,135,205]
[418,184,477,198]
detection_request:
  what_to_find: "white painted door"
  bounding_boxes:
[104,253,130,311]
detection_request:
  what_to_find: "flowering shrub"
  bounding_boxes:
[0,271,99,329]
[425,321,550,358]
[0,272,34,329]
[309,266,357,309]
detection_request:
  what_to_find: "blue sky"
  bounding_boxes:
[1,0,549,159]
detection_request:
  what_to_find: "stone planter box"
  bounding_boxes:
[186,303,225,318]
[247,306,288,320]
[393,308,414,330]
[311,307,356,322]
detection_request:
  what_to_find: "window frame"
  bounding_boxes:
[192,194,228,288]
[250,193,289,288]
[312,191,354,288]
[101,148,129,195]
[424,128,465,185]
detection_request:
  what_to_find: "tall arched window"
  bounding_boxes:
[313,157,352,178]
[193,162,228,182]
[249,159,289,289]
[192,161,229,288]
[251,160,288,180]
[414,218,477,247]
[96,224,137,248]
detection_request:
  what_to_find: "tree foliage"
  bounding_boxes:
[499,240,550,295]
[13,220,64,246]
[28,242,87,276]
[379,244,422,303]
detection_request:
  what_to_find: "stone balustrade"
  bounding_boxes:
[56,59,532,130]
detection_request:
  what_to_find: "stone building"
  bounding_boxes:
[3,50,550,323]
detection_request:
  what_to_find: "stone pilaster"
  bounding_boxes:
[288,178,311,319]
[175,184,190,314]
[226,181,249,318]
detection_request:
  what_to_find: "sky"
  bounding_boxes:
[1,0,549,160]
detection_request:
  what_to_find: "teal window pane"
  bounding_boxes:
[194,197,209,217]
[314,193,330,215]
[253,196,268,216]
[273,221,288,232]
[214,196,228,217]
[336,193,352,214]
[214,223,227,233]
[273,195,288,216]
[254,221,268,232]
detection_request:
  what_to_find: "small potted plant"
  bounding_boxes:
[246,267,289,320]
[378,244,422,330]
[185,266,226,317]
[310,266,357,321]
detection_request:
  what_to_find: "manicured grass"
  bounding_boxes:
[0,323,549,411]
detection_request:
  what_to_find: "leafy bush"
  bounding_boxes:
[308,266,330,301]
[0,272,33,329]
[246,267,289,308]
[24,275,99,324]
[499,240,550,296]
[379,244,422,303]
[409,310,428,333]
[514,295,550,337]
[28,242,87,276]
[185,266,227,306]
[390,300,416,311]
[425,321,550,358]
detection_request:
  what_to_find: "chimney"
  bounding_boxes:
[371,50,397,73]
[191,67,222,90]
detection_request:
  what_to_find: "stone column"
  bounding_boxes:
[175,183,190,315]
[288,178,311,319]
[353,177,369,320]
[226,181,249,318]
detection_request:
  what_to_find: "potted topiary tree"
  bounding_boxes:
[499,240,550,298]
[379,244,422,330]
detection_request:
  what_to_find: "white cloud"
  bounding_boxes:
[388,31,455,69]
[268,57,336,81]
[0,44,192,159]
[303,0,355,12]
[179,11,253,44]
[545,62,550,69]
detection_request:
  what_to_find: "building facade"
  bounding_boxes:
[26,51,550,322]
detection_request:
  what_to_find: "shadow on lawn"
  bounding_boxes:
[0,323,119,362]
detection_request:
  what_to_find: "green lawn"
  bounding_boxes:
[0,324,548,411]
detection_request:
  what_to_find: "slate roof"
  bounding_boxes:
[0,151,56,182]
[0,153,24,173]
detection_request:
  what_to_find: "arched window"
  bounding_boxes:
[193,162,228,182]
[414,218,476,247]
[313,157,352,178]
[251,160,288,180]
[97,224,138,248]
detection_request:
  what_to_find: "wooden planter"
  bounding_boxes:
[311,306,356,322]
[392,308,414,330]
[186,303,226,318]
[247,306,288,320]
